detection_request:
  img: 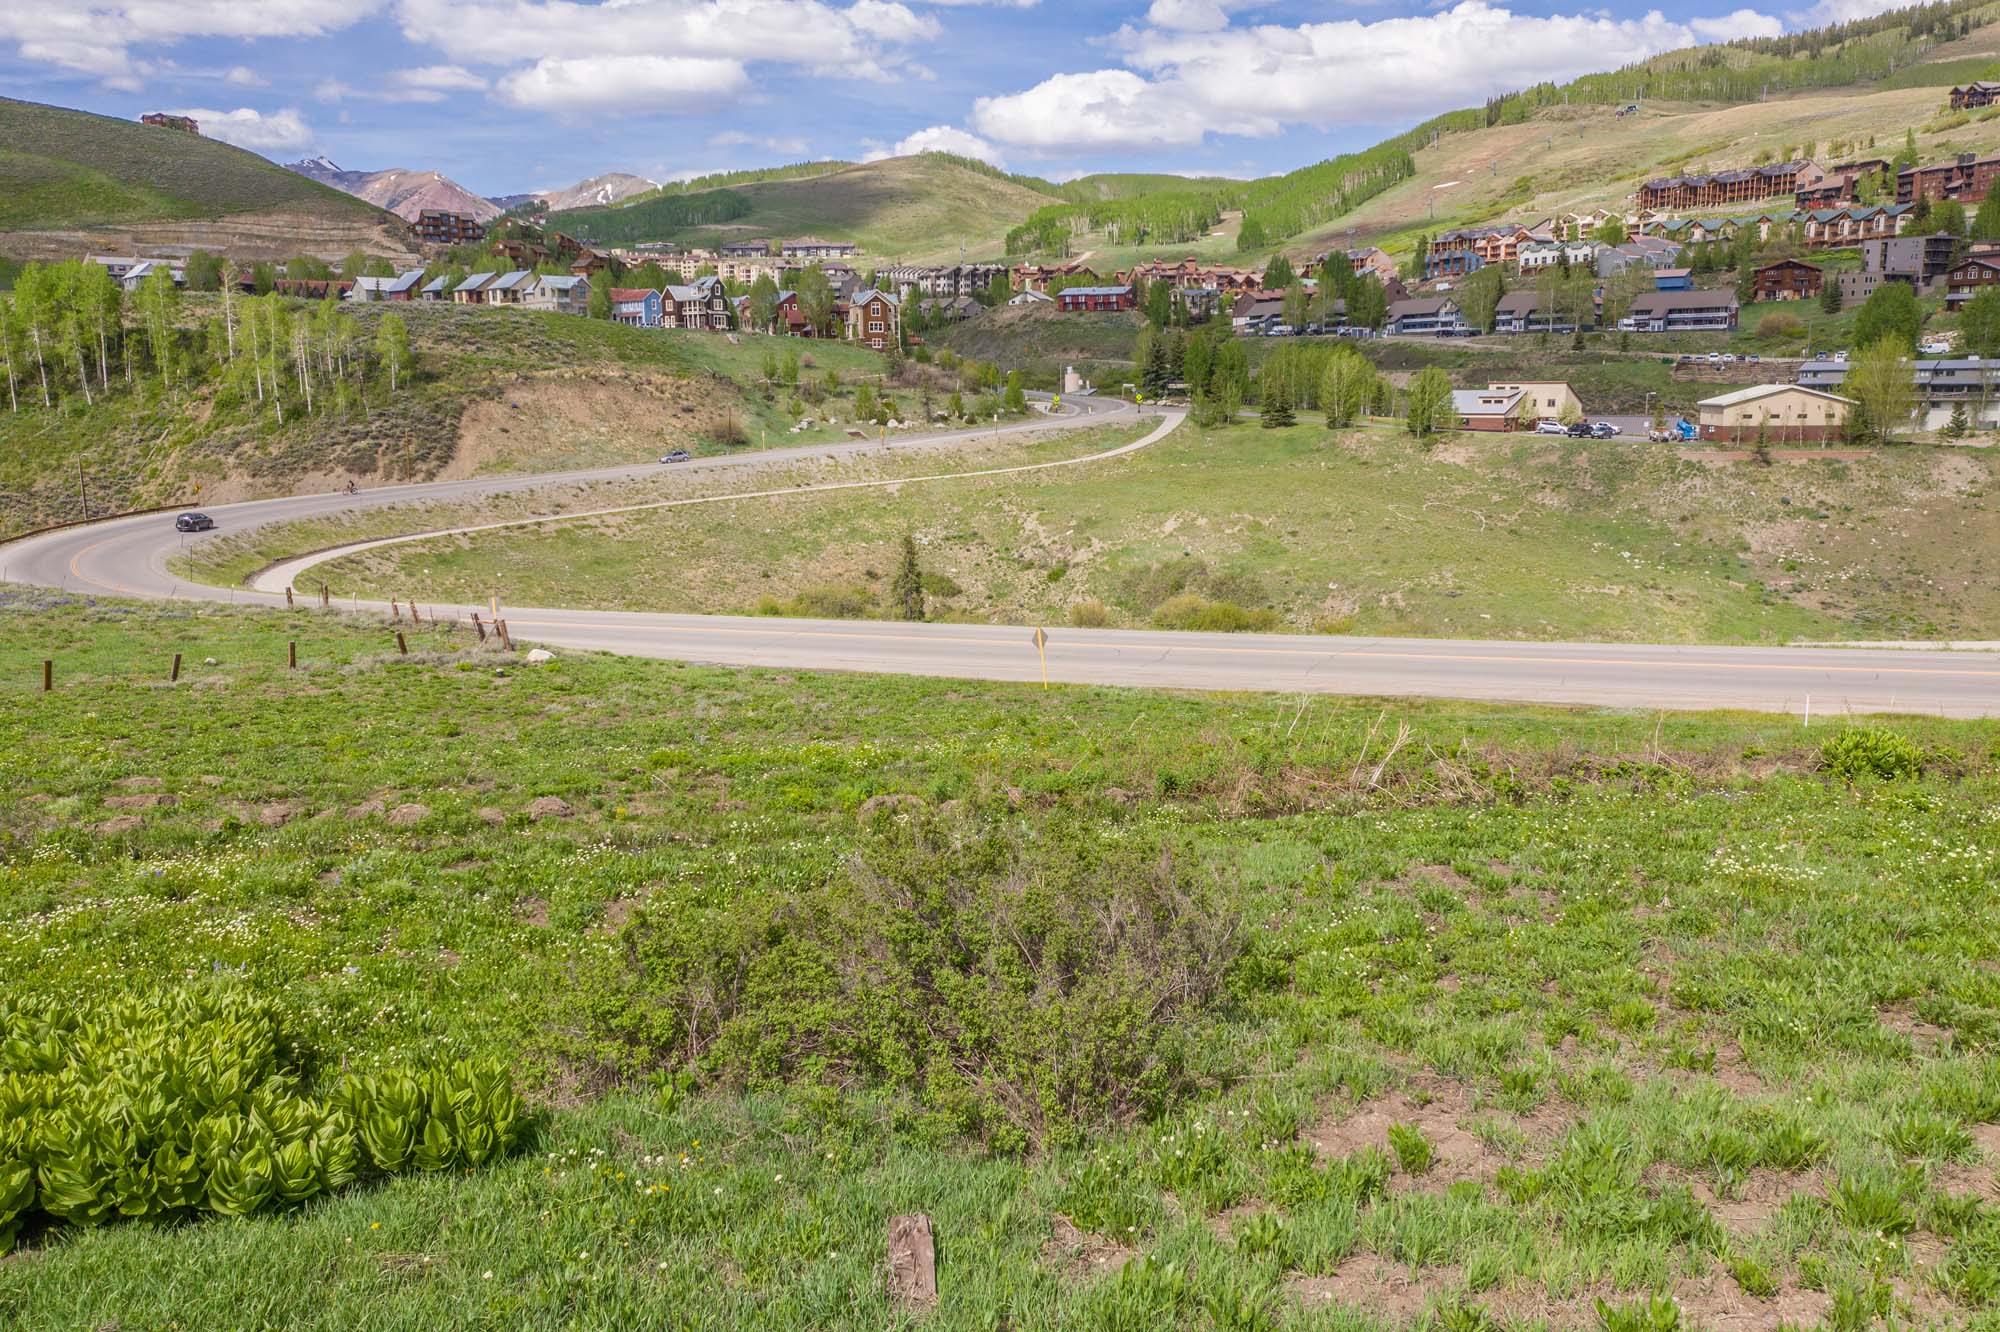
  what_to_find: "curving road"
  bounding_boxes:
[5,396,1999,717]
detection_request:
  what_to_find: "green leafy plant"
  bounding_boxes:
[1728,1253,1780,1299]
[1882,1110,1974,1163]
[0,988,522,1252]
[1832,1167,1918,1235]
[1819,727,1924,781]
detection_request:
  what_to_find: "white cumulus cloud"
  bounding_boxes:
[172,106,317,153]
[973,2,1762,152]
[496,54,750,114]
[0,2,380,87]
[863,124,1007,165]
[1691,7,1784,39]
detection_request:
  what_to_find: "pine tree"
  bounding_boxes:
[1945,402,1969,439]
[1818,275,1842,314]
[1260,379,1295,428]
[891,535,925,622]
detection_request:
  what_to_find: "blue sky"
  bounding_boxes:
[0,0,1909,193]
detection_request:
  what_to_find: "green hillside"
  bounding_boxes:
[556,153,1061,262]
[0,97,386,232]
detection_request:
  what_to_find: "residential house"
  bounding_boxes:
[1517,239,1602,272]
[716,257,782,286]
[349,270,426,302]
[1057,285,1136,313]
[916,295,983,323]
[1800,203,1915,249]
[1944,253,2000,309]
[1898,152,2000,204]
[1801,356,2000,426]
[1011,262,1098,292]
[1490,291,1579,335]
[1333,247,1399,285]
[525,274,590,315]
[1837,232,1956,305]
[1751,259,1823,302]
[663,277,730,330]
[1638,161,1820,211]
[1596,237,1684,276]
[1653,267,1694,291]
[1231,294,1288,335]
[1796,159,1892,208]
[1954,81,2000,110]
[1449,388,1528,431]
[1126,257,1260,293]
[569,250,612,277]
[482,270,537,305]
[1425,225,1545,279]
[141,112,199,134]
[768,291,817,337]
[1384,296,1469,336]
[419,274,454,301]
[1622,290,1739,332]
[414,210,485,246]
[845,289,901,350]
[1491,381,1584,421]
[1173,287,1231,323]
[720,240,772,258]
[450,271,498,305]
[116,259,185,292]
[1008,289,1053,307]
[781,238,858,261]
[1697,385,1852,442]
[608,287,664,328]
[86,255,142,281]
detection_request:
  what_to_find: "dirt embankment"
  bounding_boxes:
[443,372,740,479]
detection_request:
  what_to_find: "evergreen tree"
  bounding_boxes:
[1818,274,1842,314]
[891,535,925,621]
[1262,254,1296,289]
[1260,378,1295,428]
[1944,402,1969,439]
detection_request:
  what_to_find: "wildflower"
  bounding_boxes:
[482,1271,493,1280]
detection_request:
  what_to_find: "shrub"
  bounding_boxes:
[580,819,1244,1148]
[1387,1122,1436,1175]
[1151,596,1280,633]
[1756,312,1806,339]
[0,988,521,1251]
[1819,727,1924,780]
[752,585,874,619]
[1069,599,1111,628]
[700,413,750,448]
[1596,1296,1683,1332]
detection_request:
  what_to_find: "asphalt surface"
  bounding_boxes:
[6,394,1999,718]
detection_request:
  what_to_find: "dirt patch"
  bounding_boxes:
[258,802,298,828]
[1041,1214,1135,1283]
[596,897,643,934]
[1654,1166,1813,1236]
[444,373,731,479]
[98,815,144,835]
[1879,1002,1953,1051]
[104,793,174,809]
[526,796,575,820]
[1288,1255,1442,1323]
[1395,863,1471,891]
[386,802,430,826]
[346,799,386,820]
[1306,1077,1565,1189]
[114,776,164,790]
[519,896,551,928]
[1673,1272,1831,1332]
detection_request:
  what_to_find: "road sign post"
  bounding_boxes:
[1031,627,1049,690]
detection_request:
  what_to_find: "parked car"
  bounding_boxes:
[1534,419,1570,436]
[1566,422,1594,438]
[1589,421,1618,438]
[1921,340,1952,356]
[1705,352,1723,363]
[1746,354,1760,364]
[659,450,691,464]
[174,512,214,532]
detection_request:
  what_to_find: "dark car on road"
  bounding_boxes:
[1566,422,1594,438]
[659,450,691,464]
[174,512,215,532]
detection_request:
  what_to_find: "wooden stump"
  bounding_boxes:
[887,1213,937,1312]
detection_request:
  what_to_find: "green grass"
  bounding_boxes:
[0,97,383,232]
[2,591,1999,1327]
[283,417,2000,642]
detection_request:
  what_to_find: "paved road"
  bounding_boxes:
[6,395,1999,717]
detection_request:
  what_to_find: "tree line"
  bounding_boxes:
[0,259,413,421]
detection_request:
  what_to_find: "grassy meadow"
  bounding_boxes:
[282,419,2000,643]
[2,591,1999,1329]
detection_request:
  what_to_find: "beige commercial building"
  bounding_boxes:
[1697,384,1853,443]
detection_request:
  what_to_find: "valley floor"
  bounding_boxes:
[1,594,1997,1329]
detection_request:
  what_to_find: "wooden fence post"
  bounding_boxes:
[396,631,408,655]
[888,1214,938,1311]
[285,586,294,609]
[472,613,487,642]
[496,620,512,651]
[391,598,400,620]
[42,660,52,692]
[171,653,182,683]
[288,641,297,670]
[321,583,330,609]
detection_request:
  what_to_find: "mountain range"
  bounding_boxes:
[282,157,657,223]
